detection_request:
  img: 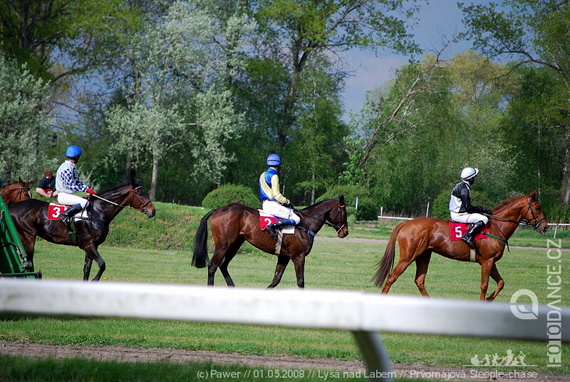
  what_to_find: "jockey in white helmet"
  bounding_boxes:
[449,167,492,248]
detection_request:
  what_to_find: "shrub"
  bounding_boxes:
[201,184,259,209]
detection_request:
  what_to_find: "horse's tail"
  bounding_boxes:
[192,209,215,268]
[373,222,404,288]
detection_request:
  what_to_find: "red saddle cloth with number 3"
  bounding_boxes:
[449,222,488,241]
[47,203,69,220]
[259,211,277,230]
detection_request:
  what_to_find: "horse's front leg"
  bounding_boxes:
[83,255,92,281]
[267,255,290,288]
[479,258,494,301]
[83,245,106,281]
[485,262,505,301]
[292,254,306,289]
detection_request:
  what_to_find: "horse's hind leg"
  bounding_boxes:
[382,257,414,294]
[19,234,36,270]
[267,255,290,288]
[414,251,432,297]
[217,239,244,287]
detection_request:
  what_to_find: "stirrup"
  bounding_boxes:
[266,225,278,239]
[462,236,476,249]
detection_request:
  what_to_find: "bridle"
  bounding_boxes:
[17,185,32,201]
[299,200,347,235]
[324,202,347,235]
[525,199,547,230]
[92,186,153,212]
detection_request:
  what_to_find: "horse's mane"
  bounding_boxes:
[299,198,336,212]
[98,179,142,195]
[0,180,26,189]
[492,194,527,213]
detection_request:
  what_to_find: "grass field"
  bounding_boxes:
[0,202,568,381]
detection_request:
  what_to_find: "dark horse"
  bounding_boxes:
[374,191,547,301]
[9,180,156,281]
[192,196,349,288]
[0,179,31,205]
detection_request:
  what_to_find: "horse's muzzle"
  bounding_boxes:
[338,225,349,238]
[144,204,156,218]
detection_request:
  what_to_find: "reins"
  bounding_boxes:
[91,186,151,212]
[298,202,347,235]
[483,198,545,249]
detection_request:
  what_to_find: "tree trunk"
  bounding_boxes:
[561,126,570,205]
[150,150,159,201]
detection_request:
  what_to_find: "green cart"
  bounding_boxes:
[0,196,41,278]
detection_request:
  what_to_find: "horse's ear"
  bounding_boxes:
[530,190,538,199]
[339,195,345,204]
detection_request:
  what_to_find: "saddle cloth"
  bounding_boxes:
[258,210,294,234]
[449,222,488,241]
[47,203,88,221]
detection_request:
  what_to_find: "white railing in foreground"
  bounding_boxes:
[0,279,568,382]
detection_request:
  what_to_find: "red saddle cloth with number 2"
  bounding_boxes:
[449,222,488,241]
[259,211,277,230]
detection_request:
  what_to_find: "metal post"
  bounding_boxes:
[352,331,393,382]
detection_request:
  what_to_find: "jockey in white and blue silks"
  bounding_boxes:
[55,145,96,227]
[259,154,300,239]
[449,167,492,249]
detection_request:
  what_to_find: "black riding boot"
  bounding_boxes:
[59,204,82,227]
[462,220,485,249]
[265,219,296,240]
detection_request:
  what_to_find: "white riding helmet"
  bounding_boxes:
[460,167,479,180]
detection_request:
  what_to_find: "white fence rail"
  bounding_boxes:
[0,279,568,381]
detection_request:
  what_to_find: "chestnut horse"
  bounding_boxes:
[9,180,156,281]
[192,196,349,288]
[0,179,31,205]
[374,191,547,301]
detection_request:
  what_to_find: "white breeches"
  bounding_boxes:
[450,211,488,224]
[262,200,300,224]
[58,193,88,208]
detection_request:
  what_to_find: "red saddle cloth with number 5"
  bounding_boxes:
[449,222,488,241]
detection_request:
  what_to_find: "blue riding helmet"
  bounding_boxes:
[266,154,281,166]
[65,145,83,158]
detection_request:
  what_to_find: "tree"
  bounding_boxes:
[253,0,422,151]
[0,0,141,81]
[0,57,52,182]
[104,0,252,198]
[346,51,518,214]
[460,0,570,204]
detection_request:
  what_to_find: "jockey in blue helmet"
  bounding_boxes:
[449,167,492,248]
[55,145,97,227]
[259,154,300,239]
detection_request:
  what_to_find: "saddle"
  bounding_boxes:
[448,222,488,241]
[47,203,88,221]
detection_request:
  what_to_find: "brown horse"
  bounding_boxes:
[9,179,156,281]
[192,196,349,288]
[0,179,31,205]
[374,191,548,301]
